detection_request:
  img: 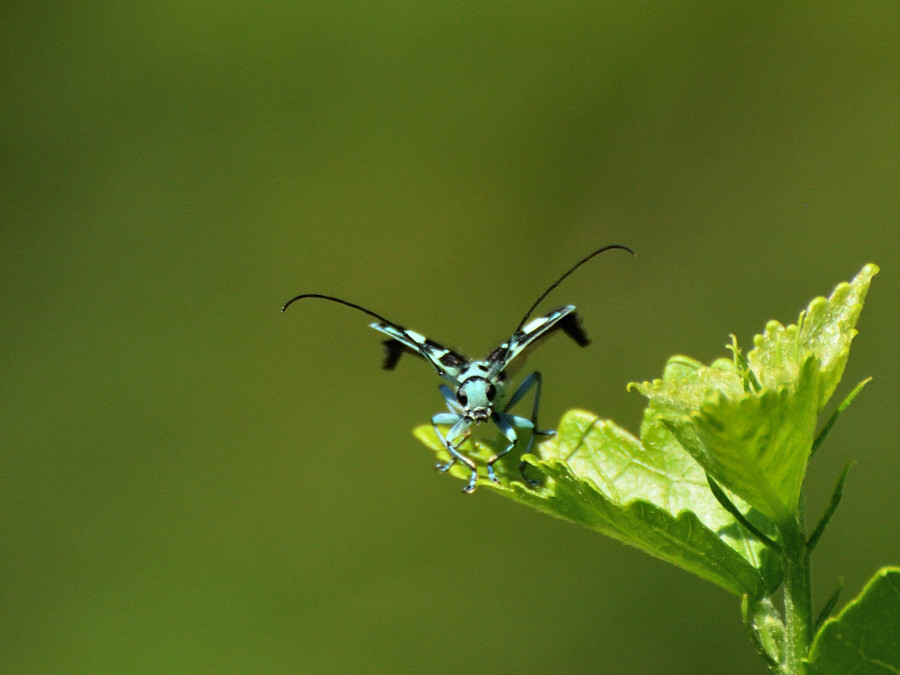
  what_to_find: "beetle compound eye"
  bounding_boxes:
[456,390,468,406]
[486,383,497,401]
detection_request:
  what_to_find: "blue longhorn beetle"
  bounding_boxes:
[282,244,634,493]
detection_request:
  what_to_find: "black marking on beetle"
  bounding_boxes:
[440,352,466,368]
[559,312,590,347]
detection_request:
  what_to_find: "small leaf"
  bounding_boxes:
[805,567,900,674]
[748,263,878,410]
[727,334,762,393]
[706,474,780,552]
[806,462,854,552]
[629,355,744,417]
[814,579,844,634]
[811,377,872,459]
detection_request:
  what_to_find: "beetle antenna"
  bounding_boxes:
[283,293,450,375]
[511,244,634,337]
[282,293,406,334]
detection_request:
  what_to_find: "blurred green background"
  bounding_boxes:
[2,3,898,672]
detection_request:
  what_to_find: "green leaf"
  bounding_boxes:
[805,567,900,674]
[811,377,872,460]
[815,579,844,635]
[635,354,820,523]
[415,409,769,597]
[629,355,745,418]
[748,263,879,410]
[806,462,854,553]
[706,474,780,552]
[631,264,879,523]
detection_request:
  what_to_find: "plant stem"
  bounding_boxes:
[778,516,812,673]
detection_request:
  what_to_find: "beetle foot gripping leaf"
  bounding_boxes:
[416,410,773,597]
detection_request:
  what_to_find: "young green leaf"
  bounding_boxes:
[806,462,854,553]
[748,263,878,410]
[814,579,844,635]
[811,377,872,459]
[631,264,878,524]
[634,355,819,523]
[804,567,900,674]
